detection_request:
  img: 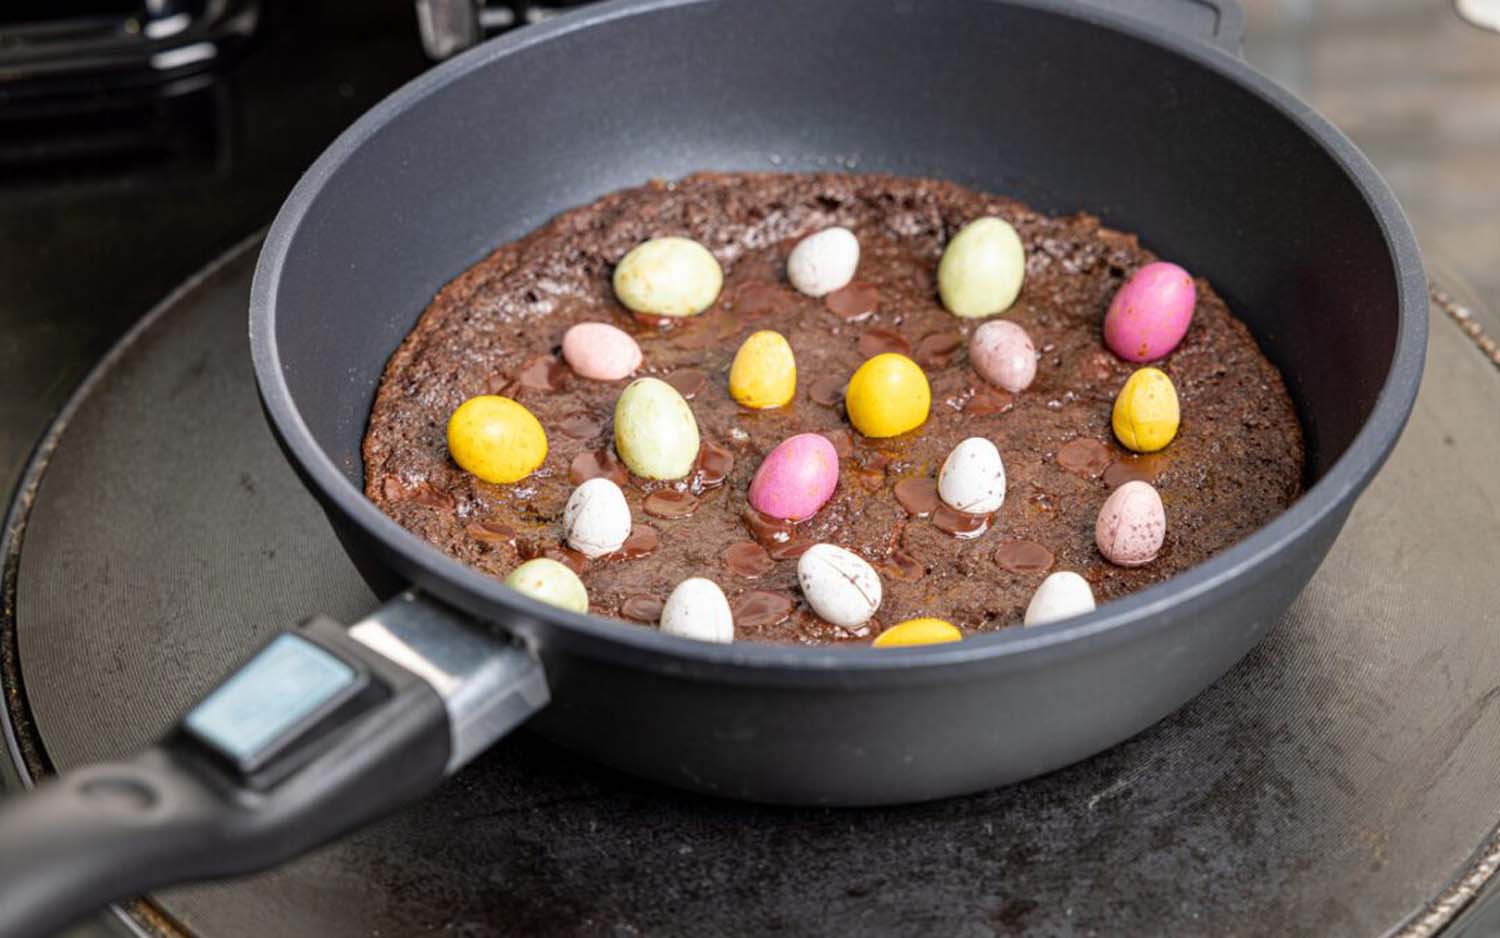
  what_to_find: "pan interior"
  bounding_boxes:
[268,0,1398,508]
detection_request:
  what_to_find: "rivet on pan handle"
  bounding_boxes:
[0,592,548,938]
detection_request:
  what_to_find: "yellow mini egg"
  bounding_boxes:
[447,395,548,484]
[729,330,797,409]
[1112,367,1180,453]
[845,353,931,438]
[873,618,963,648]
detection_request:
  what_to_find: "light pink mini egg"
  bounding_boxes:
[748,433,840,521]
[1095,480,1166,567]
[1104,262,1196,363]
[562,322,642,381]
[969,320,1037,392]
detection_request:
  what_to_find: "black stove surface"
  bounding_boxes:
[5,2,1500,936]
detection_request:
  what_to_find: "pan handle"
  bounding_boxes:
[1085,0,1247,55]
[0,591,548,938]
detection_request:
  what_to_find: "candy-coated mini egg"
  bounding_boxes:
[1023,571,1096,626]
[797,544,882,628]
[873,618,963,648]
[614,377,701,480]
[1112,367,1180,453]
[845,353,930,438]
[729,330,797,409]
[937,437,1007,515]
[562,477,632,558]
[504,558,588,614]
[1103,261,1196,362]
[447,395,547,484]
[562,322,642,381]
[787,226,860,297]
[613,236,723,318]
[969,319,1037,393]
[748,433,839,521]
[659,577,734,643]
[937,217,1026,318]
[1095,480,1166,567]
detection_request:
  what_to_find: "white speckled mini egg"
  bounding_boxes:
[1023,571,1096,626]
[937,437,1007,514]
[787,226,860,297]
[797,544,883,628]
[659,577,734,643]
[562,477,632,559]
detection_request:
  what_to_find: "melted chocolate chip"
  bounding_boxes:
[822,429,854,459]
[734,281,798,318]
[380,476,405,502]
[766,538,814,561]
[517,354,569,392]
[932,504,992,539]
[809,375,846,407]
[966,387,1015,416]
[1104,454,1166,488]
[743,508,795,547]
[522,542,587,574]
[724,541,774,578]
[664,369,708,400]
[880,550,925,581]
[570,449,628,486]
[619,595,664,623]
[1056,438,1112,479]
[643,489,700,519]
[825,281,880,320]
[731,590,794,630]
[994,540,1054,574]
[408,482,456,511]
[858,328,912,359]
[617,524,660,559]
[484,374,518,397]
[694,441,735,489]
[671,319,721,350]
[894,478,940,517]
[915,331,964,367]
[466,521,516,546]
[558,413,604,440]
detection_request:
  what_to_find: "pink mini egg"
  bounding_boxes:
[748,433,840,521]
[1103,261,1196,363]
[562,322,642,381]
[969,320,1037,392]
[1095,480,1166,567]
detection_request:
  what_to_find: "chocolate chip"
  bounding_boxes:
[932,504,992,539]
[858,328,911,359]
[724,541,774,578]
[809,375,846,407]
[484,374,517,397]
[558,413,604,440]
[731,590,794,630]
[1104,454,1166,488]
[408,481,456,511]
[517,354,569,392]
[1056,438,1112,479]
[693,441,735,489]
[965,387,1014,416]
[619,595,664,623]
[743,508,795,547]
[893,478,940,517]
[825,281,879,320]
[570,449,628,486]
[880,550,925,581]
[664,368,708,400]
[915,331,964,367]
[643,489,699,519]
[466,520,516,546]
[734,281,798,318]
[766,538,814,561]
[994,539,1054,574]
[617,524,659,559]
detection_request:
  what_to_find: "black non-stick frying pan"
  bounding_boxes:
[0,0,1426,934]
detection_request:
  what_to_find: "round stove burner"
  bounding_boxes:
[5,240,1500,936]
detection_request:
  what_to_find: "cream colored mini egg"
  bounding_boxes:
[562,477,632,558]
[503,558,588,614]
[613,377,701,480]
[787,226,860,297]
[659,577,734,643]
[937,437,1006,514]
[937,217,1026,318]
[797,543,883,628]
[613,236,723,317]
[1023,571,1096,626]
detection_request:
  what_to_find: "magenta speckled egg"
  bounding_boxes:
[969,320,1037,392]
[562,322,642,381]
[1095,480,1166,567]
[748,433,840,521]
[1103,262,1196,363]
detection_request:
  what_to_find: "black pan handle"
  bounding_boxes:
[1083,0,1247,55]
[0,592,549,938]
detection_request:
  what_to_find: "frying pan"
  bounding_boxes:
[0,0,1426,934]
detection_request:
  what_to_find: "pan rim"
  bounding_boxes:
[249,0,1426,676]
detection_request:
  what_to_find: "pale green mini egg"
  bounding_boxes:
[504,558,588,614]
[937,217,1026,318]
[613,236,723,317]
[613,377,701,480]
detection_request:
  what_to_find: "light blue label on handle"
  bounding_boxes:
[185,634,356,764]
